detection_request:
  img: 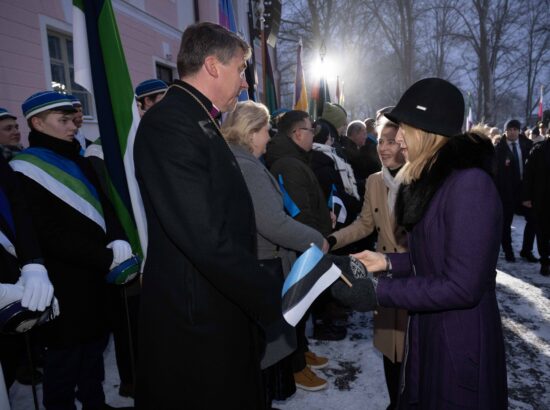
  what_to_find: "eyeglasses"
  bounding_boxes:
[294,127,315,133]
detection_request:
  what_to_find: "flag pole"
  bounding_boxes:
[340,274,353,288]
[257,0,267,106]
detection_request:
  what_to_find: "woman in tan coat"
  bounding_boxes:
[327,115,407,410]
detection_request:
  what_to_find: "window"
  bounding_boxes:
[47,31,94,117]
[156,63,175,84]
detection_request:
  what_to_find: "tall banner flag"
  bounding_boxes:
[538,86,544,120]
[293,39,308,112]
[72,0,145,258]
[310,76,330,120]
[219,0,249,102]
[282,244,342,326]
[264,44,278,114]
[335,76,341,106]
[466,92,474,131]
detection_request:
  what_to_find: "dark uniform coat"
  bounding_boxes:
[12,131,122,348]
[134,81,280,410]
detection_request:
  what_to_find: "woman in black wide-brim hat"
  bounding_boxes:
[332,78,508,409]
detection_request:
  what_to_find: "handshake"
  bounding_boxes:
[328,254,379,312]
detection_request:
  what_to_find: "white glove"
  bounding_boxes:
[0,283,25,309]
[107,240,133,269]
[19,264,54,312]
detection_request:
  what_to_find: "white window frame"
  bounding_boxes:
[39,15,97,122]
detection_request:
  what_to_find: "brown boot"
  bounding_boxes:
[293,367,328,391]
[305,351,329,369]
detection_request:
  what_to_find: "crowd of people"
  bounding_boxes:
[1,21,548,410]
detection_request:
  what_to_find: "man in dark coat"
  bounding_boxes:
[523,137,550,275]
[494,119,536,262]
[0,154,55,390]
[264,111,332,237]
[12,91,133,410]
[133,23,281,409]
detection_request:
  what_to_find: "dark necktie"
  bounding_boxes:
[512,142,520,177]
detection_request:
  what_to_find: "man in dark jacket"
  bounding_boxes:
[12,91,133,410]
[494,119,536,262]
[264,110,334,389]
[134,23,281,409]
[523,138,550,275]
[265,111,332,237]
[0,154,55,391]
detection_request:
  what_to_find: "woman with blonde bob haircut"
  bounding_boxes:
[222,101,329,405]
[331,78,508,409]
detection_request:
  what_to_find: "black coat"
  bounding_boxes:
[309,149,361,227]
[134,80,280,410]
[13,131,122,348]
[494,136,532,212]
[0,156,42,284]
[265,134,333,236]
[523,139,550,232]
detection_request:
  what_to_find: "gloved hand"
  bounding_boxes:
[0,283,25,310]
[107,240,133,269]
[328,255,378,312]
[19,264,54,312]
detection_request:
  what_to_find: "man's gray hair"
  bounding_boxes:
[346,120,366,137]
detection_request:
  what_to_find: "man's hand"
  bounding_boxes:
[19,264,54,311]
[107,240,133,269]
[351,250,387,272]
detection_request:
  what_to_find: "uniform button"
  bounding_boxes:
[383,246,386,251]
[374,208,378,212]
[394,248,397,252]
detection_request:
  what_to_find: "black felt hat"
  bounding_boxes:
[385,78,465,137]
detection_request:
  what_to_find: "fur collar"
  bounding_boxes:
[395,133,495,231]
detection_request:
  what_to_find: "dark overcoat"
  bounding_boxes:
[12,132,121,348]
[134,81,280,410]
[494,136,532,212]
[379,165,508,409]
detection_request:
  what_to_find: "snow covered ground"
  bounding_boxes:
[10,215,550,409]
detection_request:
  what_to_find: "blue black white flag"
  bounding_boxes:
[278,175,300,217]
[282,244,342,326]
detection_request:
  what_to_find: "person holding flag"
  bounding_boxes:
[134,23,281,409]
[222,100,329,401]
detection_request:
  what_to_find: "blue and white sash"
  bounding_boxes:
[10,147,106,232]
[0,187,16,257]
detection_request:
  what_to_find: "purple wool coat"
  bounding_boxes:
[378,168,508,409]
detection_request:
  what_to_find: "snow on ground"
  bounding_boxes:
[11,215,550,409]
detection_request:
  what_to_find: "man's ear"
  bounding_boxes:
[204,55,219,78]
[31,116,43,132]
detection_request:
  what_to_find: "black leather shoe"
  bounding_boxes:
[504,253,516,262]
[541,264,550,276]
[520,250,539,263]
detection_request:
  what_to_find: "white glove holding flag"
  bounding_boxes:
[0,283,25,310]
[19,264,54,312]
[107,240,133,269]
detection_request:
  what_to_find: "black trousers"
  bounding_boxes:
[0,333,24,389]
[108,288,140,386]
[43,334,108,410]
[383,355,401,410]
[290,314,308,372]
[501,204,536,255]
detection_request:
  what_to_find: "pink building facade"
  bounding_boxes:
[0,0,257,144]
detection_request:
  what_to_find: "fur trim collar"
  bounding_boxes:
[395,133,495,231]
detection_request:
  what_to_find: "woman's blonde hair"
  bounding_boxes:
[222,101,269,152]
[398,123,449,184]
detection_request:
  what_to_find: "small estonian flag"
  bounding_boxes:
[282,244,342,326]
[278,175,301,217]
